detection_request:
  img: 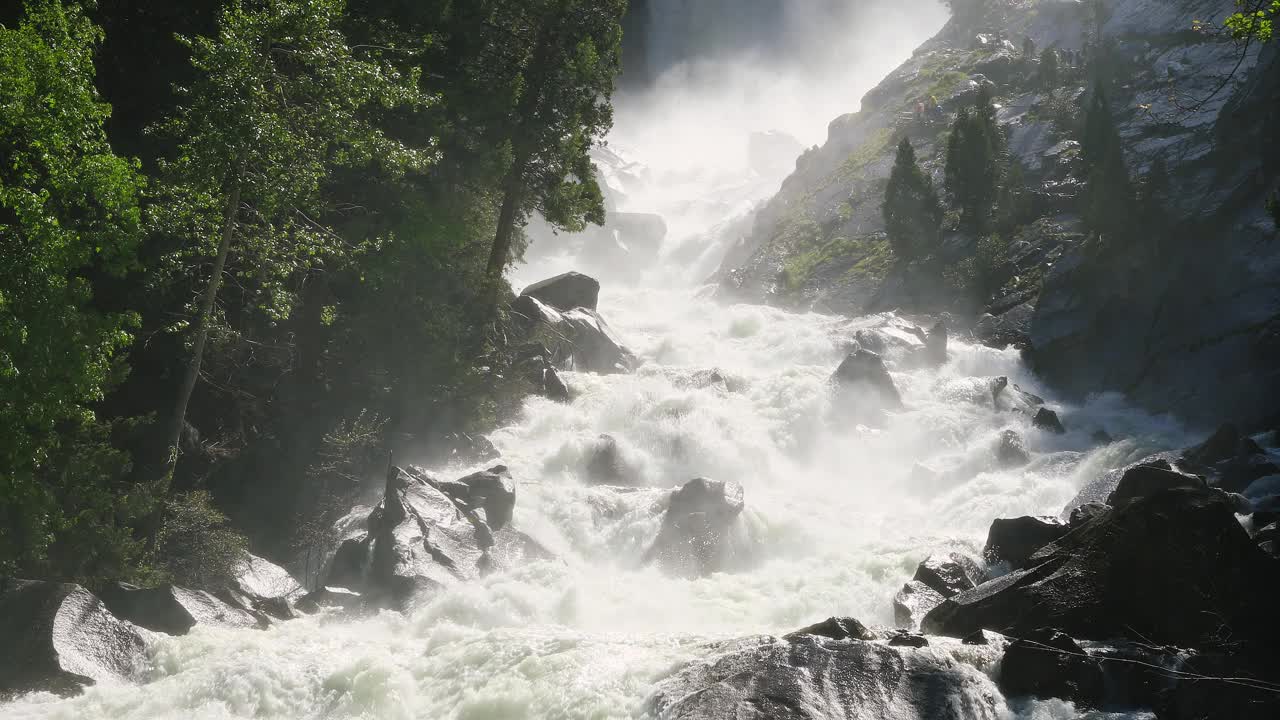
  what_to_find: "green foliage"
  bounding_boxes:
[945,234,1011,302]
[945,86,1002,233]
[995,160,1033,234]
[0,0,152,581]
[883,137,943,260]
[1225,0,1279,42]
[152,490,248,587]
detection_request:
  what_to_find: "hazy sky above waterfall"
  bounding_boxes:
[615,0,950,149]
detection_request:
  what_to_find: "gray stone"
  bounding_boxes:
[520,271,600,312]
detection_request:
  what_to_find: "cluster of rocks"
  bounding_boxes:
[653,423,1280,718]
[1,551,306,698]
[511,272,637,379]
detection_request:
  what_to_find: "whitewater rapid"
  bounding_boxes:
[5,279,1191,720]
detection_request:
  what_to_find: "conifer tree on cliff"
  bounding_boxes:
[1080,86,1132,242]
[945,86,1002,233]
[478,0,627,309]
[883,137,943,260]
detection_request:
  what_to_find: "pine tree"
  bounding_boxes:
[945,88,1002,233]
[883,137,943,260]
[1080,87,1132,241]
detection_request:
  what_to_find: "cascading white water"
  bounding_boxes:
[5,5,1193,720]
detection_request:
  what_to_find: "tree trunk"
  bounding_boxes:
[163,178,242,478]
[482,161,526,310]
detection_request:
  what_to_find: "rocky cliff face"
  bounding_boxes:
[720,0,1279,429]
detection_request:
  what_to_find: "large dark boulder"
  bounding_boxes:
[99,583,263,635]
[922,321,948,366]
[894,553,983,630]
[644,478,746,578]
[982,515,1067,569]
[0,579,147,697]
[1105,461,1205,506]
[511,296,637,375]
[831,348,903,421]
[1032,407,1066,434]
[994,430,1031,469]
[990,377,1044,414]
[519,271,600,312]
[1183,423,1247,466]
[924,489,1280,648]
[322,466,551,609]
[997,628,1104,708]
[1157,650,1280,720]
[648,634,1004,720]
[786,616,876,642]
[893,580,944,630]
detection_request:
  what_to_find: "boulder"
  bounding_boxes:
[1106,461,1206,506]
[924,489,1280,648]
[893,580,945,630]
[99,583,263,635]
[997,628,1104,708]
[437,431,499,464]
[585,434,640,486]
[322,466,551,609]
[831,348,903,420]
[0,579,147,697]
[1217,454,1279,494]
[295,586,363,615]
[1067,502,1109,528]
[913,552,983,598]
[974,302,1034,350]
[990,377,1044,413]
[512,296,637,374]
[514,342,570,402]
[1063,451,1183,512]
[923,321,948,365]
[994,430,1031,469]
[1032,407,1066,434]
[231,552,304,601]
[1158,651,1280,720]
[648,635,1004,720]
[982,515,1067,570]
[786,616,876,642]
[1183,423,1246,466]
[644,478,746,578]
[542,365,571,402]
[519,271,600,312]
[446,465,517,531]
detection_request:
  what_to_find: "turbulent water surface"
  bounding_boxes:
[5,5,1194,719]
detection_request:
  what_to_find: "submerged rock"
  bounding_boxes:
[1032,407,1066,434]
[894,552,983,630]
[893,581,945,630]
[994,430,1031,469]
[512,295,637,375]
[831,347,903,422]
[519,271,600,312]
[644,478,746,578]
[648,634,1004,720]
[0,579,147,697]
[1105,460,1205,506]
[786,616,876,642]
[925,489,1280,648]
[100,582,264,635]
[585,434,641,486]
[998,628,1104,708]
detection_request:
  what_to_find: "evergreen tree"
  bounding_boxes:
[153,0,432,477]
[883,137,943,260]
[995,160,1032,234]
[945,87,1002,232]
[478,0,628,305]
[1039,47,1059,89]
[1080,87,1133,240]
[0,0,151,581]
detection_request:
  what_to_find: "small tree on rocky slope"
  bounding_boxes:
[1081,87,1133,242]
[883,137,943,260]
[945,86,1002,233]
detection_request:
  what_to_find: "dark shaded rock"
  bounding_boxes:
[923,321,948,365]
[894,580,945,630]
[644,478,746,578]
[542,365,570,402]
[998,628,1104,708]
[1091,429,1115,444]
[887,631,929,648]
[0,579,147,697]
[982,516,1067,569]
[648,635,1003,720]
[99,582,263,635]
[512,296,637,374]
[1068,502,1109,528]
[322,466,551,608]
[450,465,517,531]
[974,302,1034,350]
[439,431,499,464]
[1183,423,1244,466]
[961,629,1002,645]
[1032,407,1066,434]
[1063,451,1183,514]
[991,377,1044,413]
[295,586,363,614]
[253,595,298,621]
[1158,651,1280,720]
[1216,454,1279,494]
[995,430,1031,469]
[786,616,875,642]
[585,434,639,486]
[924,489,1280,648]
[914,553,982,598]
[520,271,600,312]
[1106,462,1205,506]
[831,348,903,419]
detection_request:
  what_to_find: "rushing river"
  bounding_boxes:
[3,3,1195,718]
[4,277,1190,719]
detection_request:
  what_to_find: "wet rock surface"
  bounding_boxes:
[100,582,264,635]
[519,271,600,312]
[0,579,146,697]
[644,478,747,578]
